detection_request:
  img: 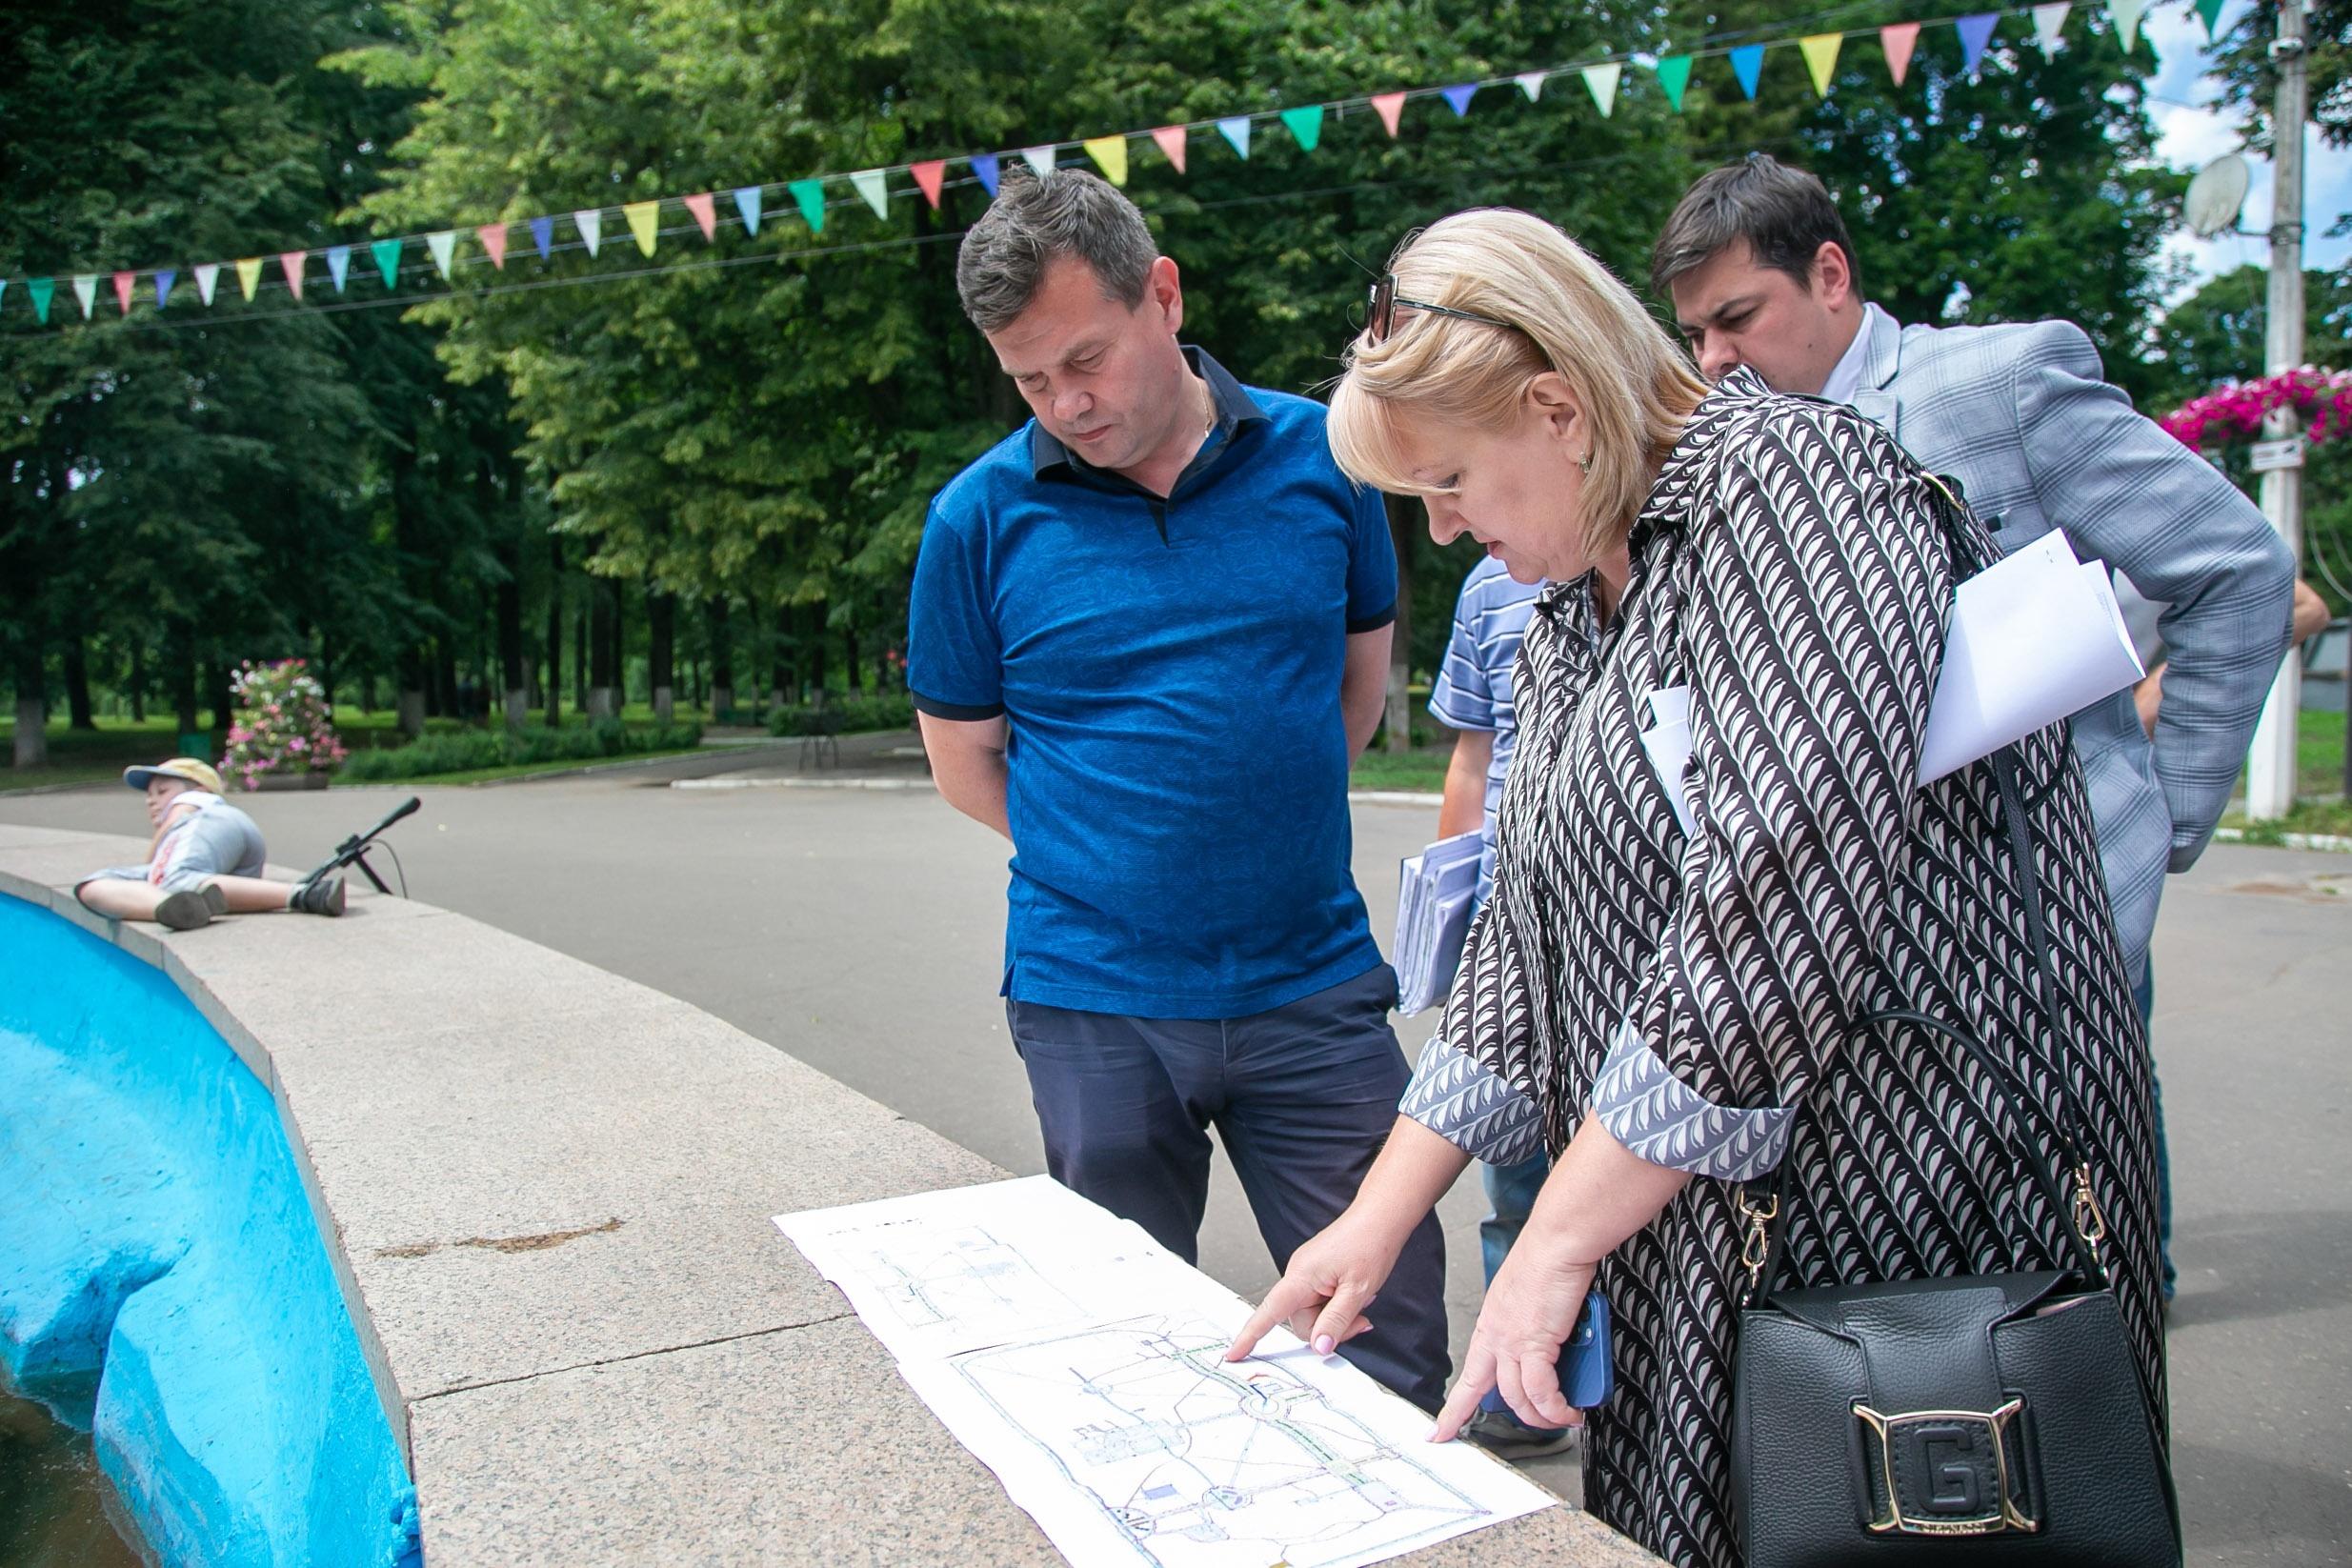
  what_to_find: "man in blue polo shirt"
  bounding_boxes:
[909,169,1448,1409]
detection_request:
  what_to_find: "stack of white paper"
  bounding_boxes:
[1393,831,1482,1015]
[1638,529,2145,825]
[1916,529,2146,784]
[775,1176,1556,1568]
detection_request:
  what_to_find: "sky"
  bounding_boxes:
[2144,0,2350,302]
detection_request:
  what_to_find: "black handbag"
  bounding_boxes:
[1729,750,2181,1566]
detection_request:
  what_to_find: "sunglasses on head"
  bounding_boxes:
[1363,272,1515,344]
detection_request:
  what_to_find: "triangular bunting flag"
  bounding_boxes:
[1021,146,1056,178]
[1516,70,1547,101]
[112,271,134,315]
[1799,33,1843,95]
[1880,22,1921,84]
[425,231,456,280]
[326,245,352,291]
[371,238,402,287]
[530,216,554,258]
[72,275,97,319]
[1729,45,1765,99]
[1279,105,1323,151]
[1082,136,1128,186]
[476,223,508,269]
[1149,128,1187,173]
[29,277,52,323]
[2110,0,2147,51]
[1217,116,1253,159]
[2193,0,2223,38]
[850,170,891,218]
[279,251,307,300]
[153,270,175,310]
[1957,13,2000,75]
[573,210,603,256]
[683,192,718,240]
[2032,3,2070,53]
[1441,83,1478,116]
[1582,63,1621,117]
[622,201,658,255]
[234,257,263,301]
[193,265,219,306]
[789,179,826,232]
[1370,92,1407,135]
[734,187,766,231]
[1655,55,1693,111]
[908,163,946,208]
[970,154,1001,196]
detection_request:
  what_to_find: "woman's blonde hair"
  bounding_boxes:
[1329,209,1709,557]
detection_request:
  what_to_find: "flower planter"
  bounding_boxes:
[250,771,332,793]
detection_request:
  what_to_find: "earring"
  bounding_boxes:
[1578,452,1593,476]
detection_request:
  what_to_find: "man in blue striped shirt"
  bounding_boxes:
[1427,555,1569,1457]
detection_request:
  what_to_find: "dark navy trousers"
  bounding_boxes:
[1006,963,1451,1411]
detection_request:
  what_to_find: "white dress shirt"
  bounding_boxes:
[1818,302,1893,405]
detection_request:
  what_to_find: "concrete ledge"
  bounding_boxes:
[0,829,1661,1565]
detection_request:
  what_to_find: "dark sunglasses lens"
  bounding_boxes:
[1369,277,1395,341]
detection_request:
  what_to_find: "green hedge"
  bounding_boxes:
[768,694,915,736]
[338,720,703,781]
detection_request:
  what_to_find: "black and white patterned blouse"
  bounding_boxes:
[1400,371,2164,1567]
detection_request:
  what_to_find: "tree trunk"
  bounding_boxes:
[806,603,828,697]
[708,598,734,718]
[497,560,526,731]
[588,577,619,717]
[648,592,675,723]
[844,619,863,694]
[433,638,459,720]
[546,533,565,727]
[10,643,47,767]
[170,632,199,737]
[209,656,235,735]
[64,637,95,730]
[130,643,147,724]
[573,594,589,714]
[773,603,794,706]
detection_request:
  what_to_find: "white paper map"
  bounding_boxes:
[776,1177,1554,1568]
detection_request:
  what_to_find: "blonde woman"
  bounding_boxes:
[1227,211,2162,1565]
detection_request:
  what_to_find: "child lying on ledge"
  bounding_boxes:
[74,758,346,931]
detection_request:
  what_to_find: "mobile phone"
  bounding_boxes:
[1559,1291,1613,1410]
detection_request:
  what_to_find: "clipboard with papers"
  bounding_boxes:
[1638,528,2146,829]
[1393,831,1482,1015]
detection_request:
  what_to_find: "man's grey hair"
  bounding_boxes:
[1650,152,1862,301]
[955,168,1158,333]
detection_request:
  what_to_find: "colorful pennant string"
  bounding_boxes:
[5,3,2219,329]
[1149,129,1186,174]
[1801,34,1844,96]
[1730,44,1766,100]
[1582,63,1621,117]
[1082,136,1129,186]
[1881,22,1923,85]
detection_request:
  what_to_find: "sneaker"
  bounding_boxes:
[200,882,229,917]
[154,890,215,931]
[1458,1407,1578,1460]
[291,875,346,917]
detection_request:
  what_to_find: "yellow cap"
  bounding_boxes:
[124,757,228,795]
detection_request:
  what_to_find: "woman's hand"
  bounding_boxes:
[1431,1237,1600,1440]
[1225,1207,1409,1362]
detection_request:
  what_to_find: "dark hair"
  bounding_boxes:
[955,167,1157,332]
[1650,152,1862,301]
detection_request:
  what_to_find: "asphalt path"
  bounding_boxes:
[8,761,2347,1561]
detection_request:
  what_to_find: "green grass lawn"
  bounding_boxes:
[1350,748,1452,794]
[0,710,706,794]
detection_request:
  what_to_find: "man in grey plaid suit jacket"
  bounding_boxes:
[1655,154,2296,998]
[1656,155,2298,1297]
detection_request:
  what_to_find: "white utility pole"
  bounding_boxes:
[2246,0,2309,820]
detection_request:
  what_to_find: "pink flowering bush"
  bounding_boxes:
[2161,366,2352,452]
[224,659,348,789]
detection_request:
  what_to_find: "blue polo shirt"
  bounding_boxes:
[909,348,1396,1019]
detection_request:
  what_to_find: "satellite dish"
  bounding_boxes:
[2185,154,2252,239]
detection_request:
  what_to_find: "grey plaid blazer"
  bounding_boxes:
[1847,309,2296,983]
